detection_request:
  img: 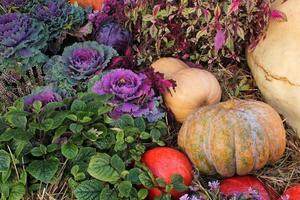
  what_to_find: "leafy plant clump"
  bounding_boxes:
[122,0,274,66]
[29,0,87,42]
[44,41,118,95]
[0,92,187,200]
[0,13,49,72]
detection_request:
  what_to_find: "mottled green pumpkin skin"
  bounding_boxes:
[178,99,286,177]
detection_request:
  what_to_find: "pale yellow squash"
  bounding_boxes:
[247,0,300,136]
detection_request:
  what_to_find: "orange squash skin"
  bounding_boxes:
[178,99,286,177]
[70,0,103,11]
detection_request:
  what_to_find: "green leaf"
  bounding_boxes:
[47,144,58,153]
[87,153,120,182]
[80,116,92,123]
[97,106,112,116]
[0,150,10,172]
[139,173,154,188]
[70,123,83,134]
[52,126,67,142]
[1,183,10,199]
[74,179,104,200]
[110,154,125,173]
[20,170,27,185]
[134,118,146,131]
[127,168,142,184]
[71,165,80,176]
[118,181,132,197]
[2,168,11,183]
[8,183,25,200]
[83,130,97,141]
[27,159,59,183]
[140,132,151,140]
[74,147,97,163]
[13,99,24,111]
[10,115,27,129]
[150,128,161,141]
[115,114,134,128]
[171,174,188,192]
[138,189,148,199]
[156,178,167,187]
[62,143,79,160]
[33,101,42,113]
[99,186,118,200]
[71,100,87,112]
[67,114,78,121]
[41,118,54,131]
[0,129,14,142]
[31,147,43,157]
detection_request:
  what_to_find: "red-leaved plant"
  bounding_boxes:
[121,0,285,67]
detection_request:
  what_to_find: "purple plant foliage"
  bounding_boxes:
[92,69,163,120]
[1,0,27,8]
[95,21,132,54]
[143,67,176,95]
[0,13,48,71]
[24,87,62,108]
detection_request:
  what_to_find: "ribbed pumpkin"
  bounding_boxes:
[70,0,103,11]
[178,99,286,177]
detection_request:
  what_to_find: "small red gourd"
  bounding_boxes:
[279,185,300,200]
[220,176,277,200]
[70,0,104,11]
[141,147,193,200]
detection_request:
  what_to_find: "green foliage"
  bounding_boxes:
[0,92,176,199]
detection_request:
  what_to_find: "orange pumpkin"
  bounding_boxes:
[178,99,286,177]
[70,0,104,11]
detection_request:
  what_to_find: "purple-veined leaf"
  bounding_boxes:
[270,9,287,22]
[214,30,226,52]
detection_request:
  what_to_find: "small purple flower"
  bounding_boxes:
[179,194,189,200]
[248,187,263,200]
[92,69,163,120]
[24,87,62,108]
[179,194,204,200]
[208,181,220,192]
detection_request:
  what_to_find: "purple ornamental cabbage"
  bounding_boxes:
[1,0,27,8]
[24,87,62,108]
[0,13,49,72]
[91,69,164,121]
[30,0,86,40]
[95,21,132,54]
[44,41,118,94]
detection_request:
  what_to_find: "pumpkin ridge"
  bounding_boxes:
[208,108,231,175]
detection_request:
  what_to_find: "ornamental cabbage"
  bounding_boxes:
[30,0,86,40]
[1,0,28,9]
[95,21,132,54]
[24,86,63,109]
[44,41,118,94]
[0,13,49,72]
[91,69,164,121]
